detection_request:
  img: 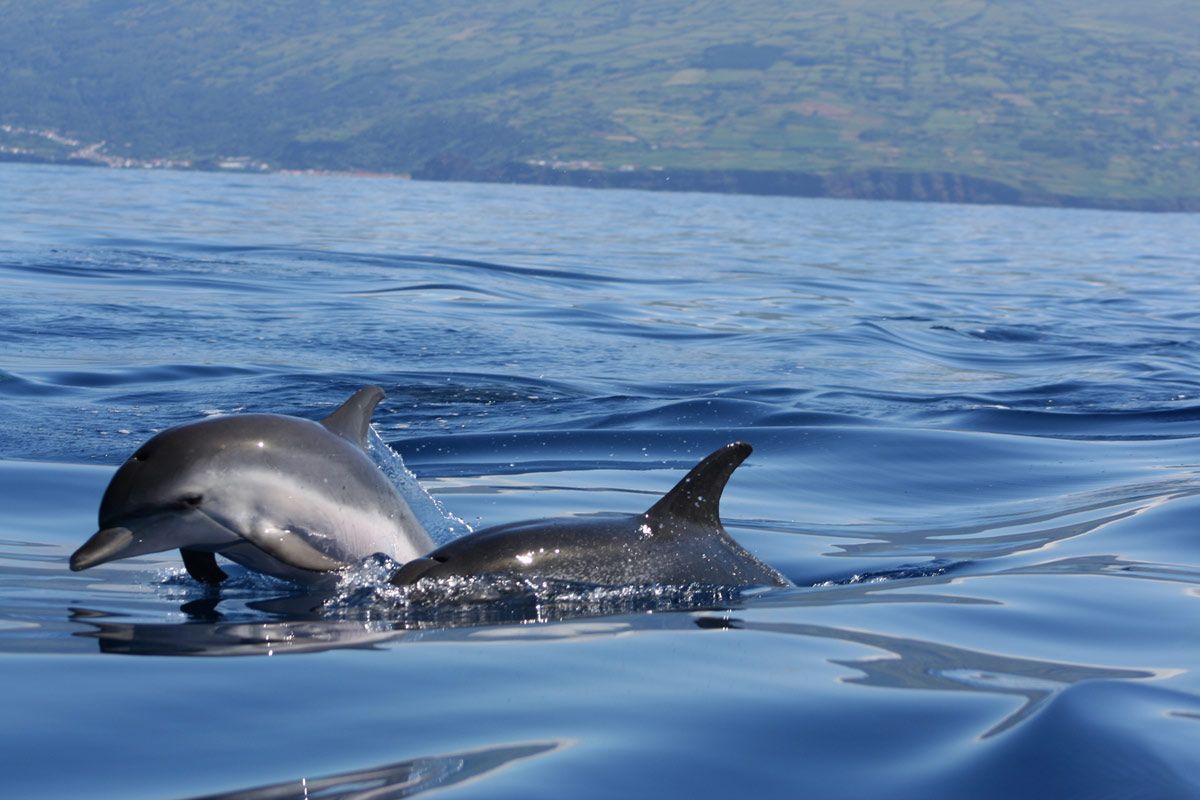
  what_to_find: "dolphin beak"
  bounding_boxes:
[70,527,136,571]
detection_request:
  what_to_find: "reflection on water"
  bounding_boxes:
[831,480,1200,563]
[702,617,1158,738]
[71,577,748,656]
[1004,554,1200,586]
[79,615,400,657]
[184,741,562,800]
[78,596,1164,749]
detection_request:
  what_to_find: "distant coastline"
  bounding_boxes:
[413,157,1200,213]
[4,150,1196,214]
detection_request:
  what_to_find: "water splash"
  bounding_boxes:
[367,426,471,544]
[325,553,746,628]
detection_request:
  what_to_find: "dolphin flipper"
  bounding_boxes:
[390,557,441,585]
[180,548,228,585]
[644,442,753,532]
[321,385,385,448]
[240,525,348,573]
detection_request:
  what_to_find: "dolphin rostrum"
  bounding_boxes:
[390,442,789,589]
[70,386,434,584]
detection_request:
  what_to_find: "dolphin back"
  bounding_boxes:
[391,441,789,589]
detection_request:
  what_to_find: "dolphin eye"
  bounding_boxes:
[179,493,204,508]
[131,448,150,462]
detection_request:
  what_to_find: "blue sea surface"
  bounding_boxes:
[2,162,1200,798]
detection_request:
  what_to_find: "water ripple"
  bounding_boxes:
[4,166,1200,798]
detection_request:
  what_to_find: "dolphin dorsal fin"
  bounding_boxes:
[644,442,752,532]
[321,386,385,448]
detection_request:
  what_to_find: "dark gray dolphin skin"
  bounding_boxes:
[70,387,434,585]
[390,442,789,589]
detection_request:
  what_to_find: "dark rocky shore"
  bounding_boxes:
[415,157,1200,213]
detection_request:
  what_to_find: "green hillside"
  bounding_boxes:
[2,1,1198,208]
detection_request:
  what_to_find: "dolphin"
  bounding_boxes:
[70,386,434,585]
[390,442,789,589]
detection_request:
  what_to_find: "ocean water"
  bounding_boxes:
[2,162,1200,798]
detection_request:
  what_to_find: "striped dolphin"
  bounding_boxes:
[69,386,433,584]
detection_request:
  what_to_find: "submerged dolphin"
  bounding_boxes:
[390,442,789,589]
[70,386,434,584]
